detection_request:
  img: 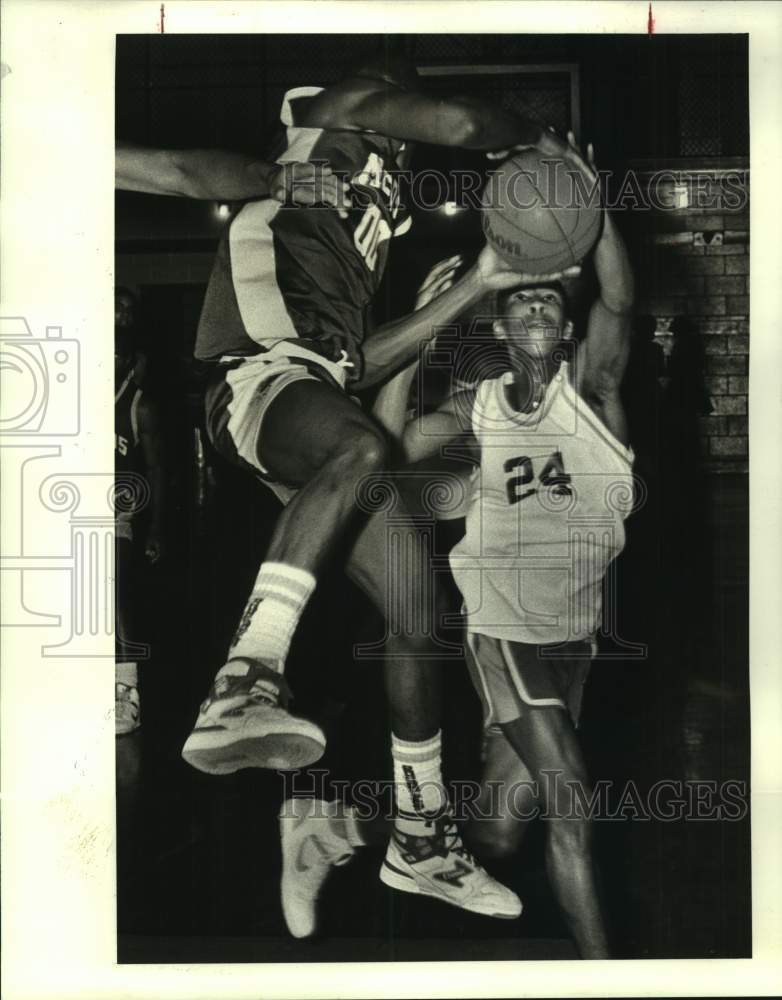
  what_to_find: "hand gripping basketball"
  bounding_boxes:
[476,242,581,292]
[481,132,602,274]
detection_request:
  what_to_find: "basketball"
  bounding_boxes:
[481,148,602,274]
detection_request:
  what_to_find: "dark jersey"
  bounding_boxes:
[195,86,412,381]
[115,368,144,540]
[115,369,143,476]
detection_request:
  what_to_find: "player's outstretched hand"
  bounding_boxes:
[414,255,463,310]
[476,242,581,292]
[270,162,352,218]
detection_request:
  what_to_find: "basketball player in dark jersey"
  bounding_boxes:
[180,51,581,914]
[114,288,166,735]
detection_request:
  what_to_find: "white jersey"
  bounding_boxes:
[449,363,634,644]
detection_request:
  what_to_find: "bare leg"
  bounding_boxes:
[345,493,441,742]
[259,379,390,574]
[115,537,141,737]
[501,709,611,959]
[465,730,539,860]
[182,379,393,773]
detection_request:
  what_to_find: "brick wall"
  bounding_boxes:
[630,164,749,472]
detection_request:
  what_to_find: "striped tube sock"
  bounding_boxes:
[221,561,316,681]
[116,662,138,687]
[391,731,447,835]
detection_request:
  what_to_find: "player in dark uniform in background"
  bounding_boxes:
[180,50,581,913]
[114,288,165,735]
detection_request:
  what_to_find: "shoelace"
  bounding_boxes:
[436,820,478,867]
[209,665,292,709]
[335,349,354,370]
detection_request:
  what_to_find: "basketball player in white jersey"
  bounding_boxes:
[280,137,634,957]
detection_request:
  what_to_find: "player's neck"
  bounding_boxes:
[506,347,559,413]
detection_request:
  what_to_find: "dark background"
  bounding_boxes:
[115,34,750,962]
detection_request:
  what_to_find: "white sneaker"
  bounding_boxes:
[181,661,325,774]
[380,816,522,919]
[279,798,356,938]
[115,682,140,736]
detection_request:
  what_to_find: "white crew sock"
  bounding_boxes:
[225,561,316,672]
[116,662,138,688]
[392,731,448,835]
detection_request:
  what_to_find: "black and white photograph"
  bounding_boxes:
[2,3,782,998]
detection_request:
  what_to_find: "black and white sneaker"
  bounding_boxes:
[181,660,325,773]
[380,815,522,919]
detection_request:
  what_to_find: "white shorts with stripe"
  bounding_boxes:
[204,342,354,505]
[465,630,595,731]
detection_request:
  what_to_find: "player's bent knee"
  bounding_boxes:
[329,424,389,476]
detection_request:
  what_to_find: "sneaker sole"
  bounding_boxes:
[182,727,325,774]
[379,859,522,920]
[278,803,335,939]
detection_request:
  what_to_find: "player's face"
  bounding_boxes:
[500,286,566,341]
[115,292,135,330]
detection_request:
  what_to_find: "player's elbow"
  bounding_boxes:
[450,109,482,148]
[165,151,209,199]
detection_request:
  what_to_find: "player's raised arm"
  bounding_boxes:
[569,136,634,442]
[371,256,480,463]
[302,69,571,158]
[116,143,350,213]
[372,255,461,441]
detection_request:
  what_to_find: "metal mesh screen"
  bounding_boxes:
[422,70,572,135]
[116,34,748,160]
[677,38,748,157]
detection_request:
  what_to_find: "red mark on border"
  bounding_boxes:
[159,3,165,33]
[647,2,655,35]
